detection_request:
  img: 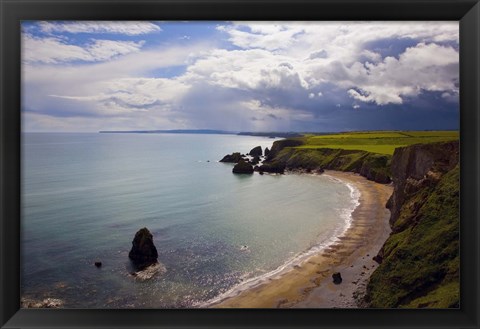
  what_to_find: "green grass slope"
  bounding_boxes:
[366,165,459,308]
[297,131,459,155]
[261,146,392,183]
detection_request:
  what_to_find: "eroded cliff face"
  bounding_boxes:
[366,141,460,308]
[387,141,459,227]
[261,140,392,183]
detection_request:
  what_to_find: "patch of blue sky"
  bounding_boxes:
[23,20,232,49]
[142,21,230,48]
[364,37,418,60]
[22,21,154,45]
[148,65,188,79]
[434,40,459,51]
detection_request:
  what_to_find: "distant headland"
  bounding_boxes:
[98,129,303,138]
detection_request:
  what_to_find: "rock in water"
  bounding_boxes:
[219,152,243,163]
[129,228,158,270]
[248,146,262,157]
[232,160,254,174]
[250,155,260,165]
[332,272,343,284]
[264,147,270,157]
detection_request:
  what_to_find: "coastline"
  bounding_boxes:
[210,170,393,308]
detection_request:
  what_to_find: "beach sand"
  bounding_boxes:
[211,170,393,308]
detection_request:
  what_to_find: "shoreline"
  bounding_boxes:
[210,170,393,308]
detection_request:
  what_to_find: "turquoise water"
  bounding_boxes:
[21,133,358,308]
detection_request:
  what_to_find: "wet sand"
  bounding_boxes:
[211,170,393,308]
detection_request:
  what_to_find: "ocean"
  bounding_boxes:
[21,132,359,308]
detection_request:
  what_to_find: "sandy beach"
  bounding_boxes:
[211,170,393,308]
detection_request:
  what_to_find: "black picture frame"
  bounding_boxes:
[1,0,479,328]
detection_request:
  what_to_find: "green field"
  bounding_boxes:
[297,131,459,155]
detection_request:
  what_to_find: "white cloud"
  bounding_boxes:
[181,48,309,92]
[360,49,381,62]
[217,23,304,51]
[22,21,459,132]
[213,21,458,106]
[345,43,458,105]
[49,77,190,110]
[22,42,212,125]
[23,34,145,63]
[218,22,458,58]
[38,21,161,35]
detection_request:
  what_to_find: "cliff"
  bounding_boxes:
[260,140,392,183]
[261,138,460,308]
[365,141,459,308]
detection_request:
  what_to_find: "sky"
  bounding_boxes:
[22,21,459,132]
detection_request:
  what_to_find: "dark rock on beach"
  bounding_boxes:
[129,227,158,270]
[94,261,102,268]
[372,249,384,265]
[332,272,343,284]
[248,146,262,157]
[232,160,254,174]
[220,152,243,163]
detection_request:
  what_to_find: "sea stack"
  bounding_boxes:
[248,146,262,157]
[232,160,254,174]
[129,227,158,270]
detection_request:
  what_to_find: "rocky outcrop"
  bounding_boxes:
[366,141,460,308]
[264,147,270,157]
[232,160,254,174]
[220,152,243,163]
[386,141,459,227]
[249,155,261,165]
[248,146,262,157]
[266,139,305,160]
[260,146,391,183]
[129,228,158,270]
[255,161,286,174]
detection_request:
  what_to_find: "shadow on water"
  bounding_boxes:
[232,173,255,181]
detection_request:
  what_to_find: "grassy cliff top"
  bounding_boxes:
[295,131,459,155]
